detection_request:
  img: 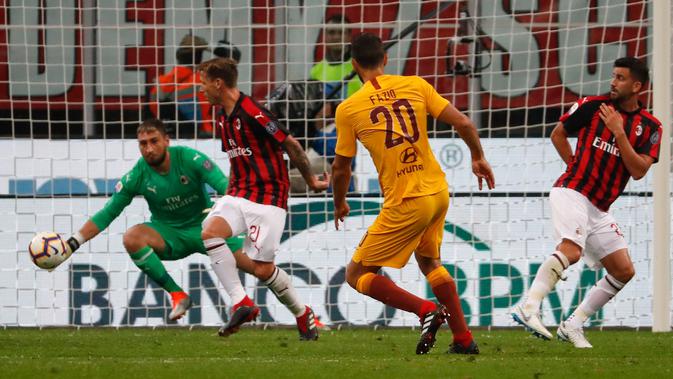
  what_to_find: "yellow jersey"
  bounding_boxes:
[335,75,449,207]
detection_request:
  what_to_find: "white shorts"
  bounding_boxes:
[549,187,628,270]
[205,195,287,262]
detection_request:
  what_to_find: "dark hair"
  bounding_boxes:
[614,57,649,85]
[175,35,209,66]
[137,118,168,135]
[198,58,238,88]
[213,40,242,63]
[326,13,351,25]
[351,33,384,69]
[176,49,204,66]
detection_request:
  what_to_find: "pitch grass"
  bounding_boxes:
[1,328,672,378]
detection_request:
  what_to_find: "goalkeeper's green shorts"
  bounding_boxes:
[143,221,245,261]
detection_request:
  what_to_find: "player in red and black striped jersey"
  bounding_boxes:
[217,91,292,209]
[554,94,661,211]
[513,57,662,348]
[197,58,329,340]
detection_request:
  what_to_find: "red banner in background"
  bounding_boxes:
[0,0,651,113]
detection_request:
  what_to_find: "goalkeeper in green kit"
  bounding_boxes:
[59,118,254,321]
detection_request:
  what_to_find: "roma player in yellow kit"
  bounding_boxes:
[332,33,495,355]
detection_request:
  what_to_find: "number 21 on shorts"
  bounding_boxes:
[249,225,261,242]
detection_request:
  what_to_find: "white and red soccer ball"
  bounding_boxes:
[28,232,68,270]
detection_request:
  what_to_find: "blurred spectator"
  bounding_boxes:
[311,101,356,192]
[288,15,361,193]
[309,14,362,100]
[148,35,214,138]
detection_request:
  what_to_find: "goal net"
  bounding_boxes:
[0,0,670,328]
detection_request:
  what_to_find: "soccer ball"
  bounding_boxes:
[28,232,68,270]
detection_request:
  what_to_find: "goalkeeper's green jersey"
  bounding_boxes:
[91,145,227,230]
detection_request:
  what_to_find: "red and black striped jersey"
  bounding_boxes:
[554,95,662,211]
[217,93,291,209]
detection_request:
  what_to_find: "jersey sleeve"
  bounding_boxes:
[334,102,357,158]
[420,77,450,118]
[241,97,289,144]
[559,97,601,134]
[183,147,229,194]
[90,169,139,231]
[637,124,663,163]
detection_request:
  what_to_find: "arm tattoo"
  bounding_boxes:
[284,139,314,182]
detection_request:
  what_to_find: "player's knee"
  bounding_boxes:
[201,225,219,241]
[612,265,635,284]
[415,255,441,276]
[123,227,146,253]
[201,230,213,241]
[557,239,582,264]
[201,217,232,240]
[345,266,359,290]
[253,262,275,281]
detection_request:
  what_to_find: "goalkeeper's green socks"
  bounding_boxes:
[129,246,182,293]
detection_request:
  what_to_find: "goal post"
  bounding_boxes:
[652,0,672,333]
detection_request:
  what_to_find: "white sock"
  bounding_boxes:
[524,252,570,313]
[566,274,625,329]
[204,238,247,305]
[264,266,305,317]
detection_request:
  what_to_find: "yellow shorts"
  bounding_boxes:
[352,190,449,269]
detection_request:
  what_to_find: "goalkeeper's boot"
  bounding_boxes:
[169,291,192,321]
[511,304,553,340]
[448,340,480,355]
[218,296,260,337]
[296,306,319,341]
[416,305,448,355]
[557,321,592,348]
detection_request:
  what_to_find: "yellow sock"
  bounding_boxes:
[426,265,452,287]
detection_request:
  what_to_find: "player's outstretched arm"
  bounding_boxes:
[282,135,330,192]
[65,177,135,259]
[65,220,101,255]
[331,154,352,230]
[437,104,495,190]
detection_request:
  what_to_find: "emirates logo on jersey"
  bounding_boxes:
[592,136,620,157]
[225,138,253,158]
[225,146,253,158]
